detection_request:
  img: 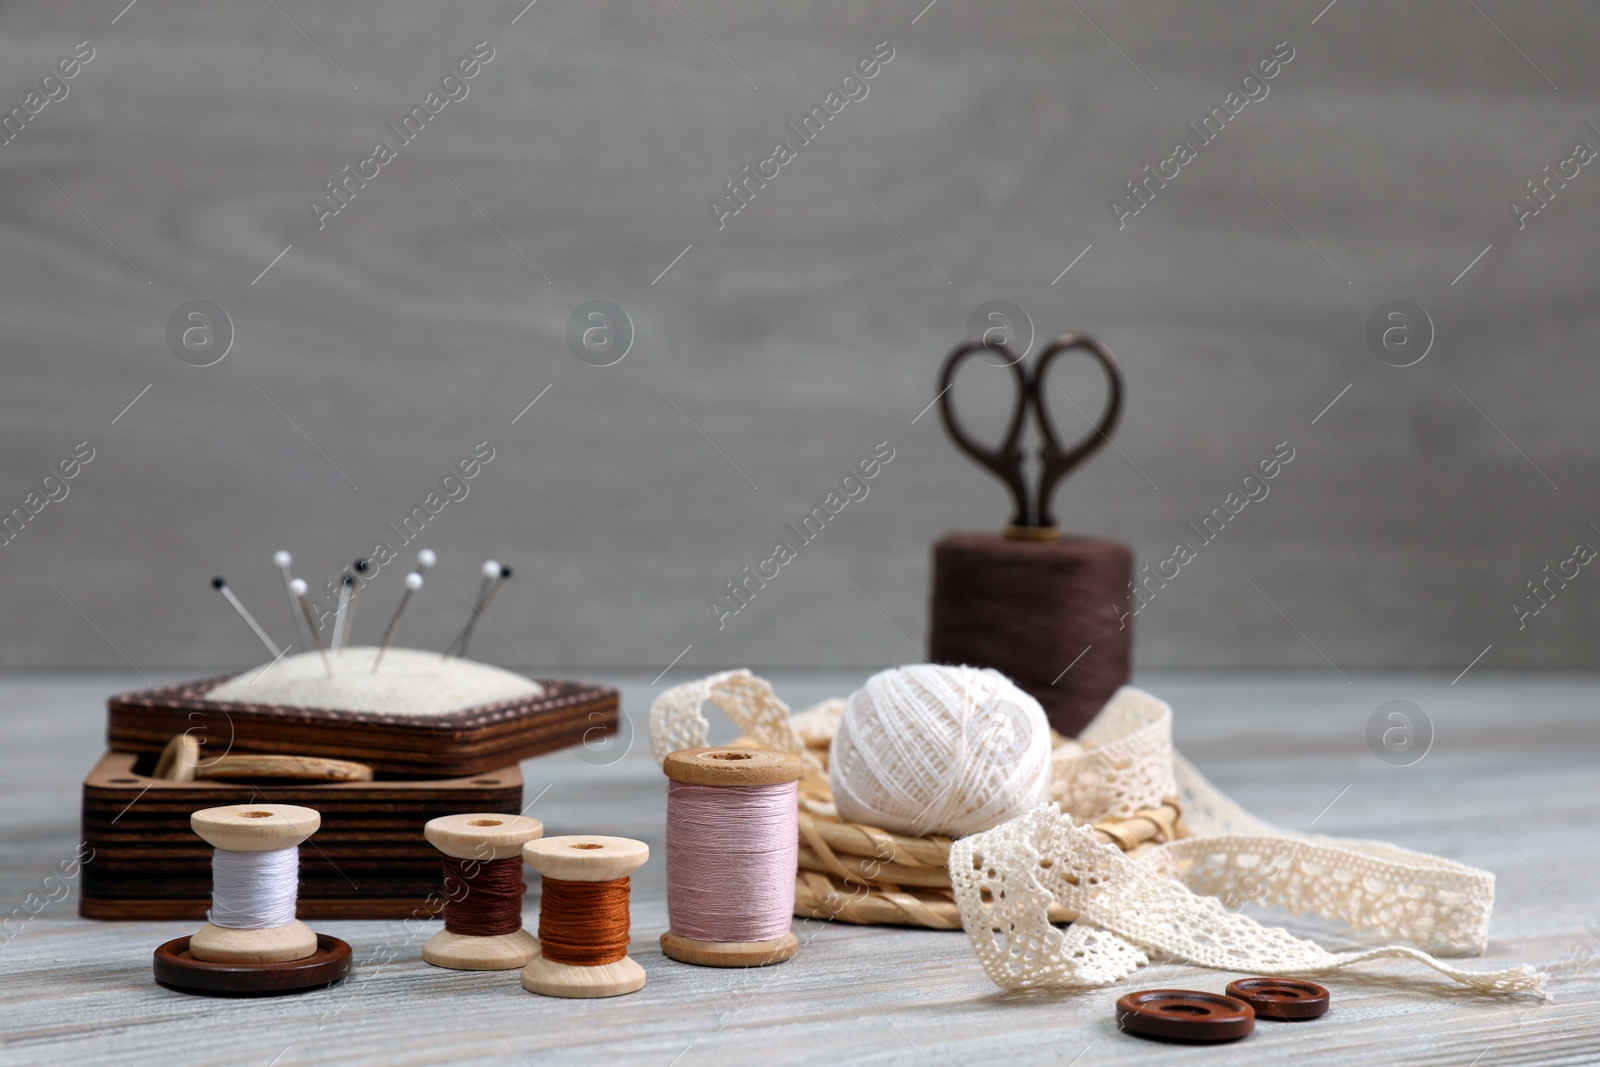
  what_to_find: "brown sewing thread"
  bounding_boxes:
[537,876,631,965]
[441,855,526,936]
[928,532,1132,737]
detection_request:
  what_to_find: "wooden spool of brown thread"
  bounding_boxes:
[521,835,649,998]
[929,533,1131,736]
[929,333,1133,736]
[422,813,544,970]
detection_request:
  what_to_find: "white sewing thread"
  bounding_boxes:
[208,846,300,929]
[828,664,1052,837]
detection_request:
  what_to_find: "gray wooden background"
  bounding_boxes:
[2,1,1596,673]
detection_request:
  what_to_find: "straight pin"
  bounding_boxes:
[272,551,302,652]
[211,576,281,659]
[373,572,424,673]
[330,573,354,652]
[458,564,511,660]
[289,578,332,677]
[342,558,372,648]
[444,560,501,659]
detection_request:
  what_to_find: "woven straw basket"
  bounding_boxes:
[648,670,1186,931]
[769,727,1185,929]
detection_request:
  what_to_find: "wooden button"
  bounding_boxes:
[154,934,351,996]
[1116,989,1255,1043]
[1226,977,1330,1020]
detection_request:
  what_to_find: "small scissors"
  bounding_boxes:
[936,333,1124,538]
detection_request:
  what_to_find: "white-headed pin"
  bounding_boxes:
[288,578,332,677]
[272,551,302,652]
[444,560,510,659]
[373,571,424,673]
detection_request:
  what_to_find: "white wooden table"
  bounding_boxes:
[2,671,1596,1066]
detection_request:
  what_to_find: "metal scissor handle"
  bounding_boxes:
[1031,333,1124,529]
[937,338,1033,529]
[936,333,1125,532]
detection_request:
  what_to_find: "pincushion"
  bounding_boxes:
[206,647,542,716]
[107,650,616,777]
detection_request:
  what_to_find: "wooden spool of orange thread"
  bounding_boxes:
[422,813,544,970]
[520,835,649,999]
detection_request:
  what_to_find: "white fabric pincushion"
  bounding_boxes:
[206,647,542,715]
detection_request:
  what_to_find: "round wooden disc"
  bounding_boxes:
[523,836,648,881]
[195,754,373,782]
[154,732,200,781]
[663,748,803,787]
[425,813,545,860]
[1226,977,1330,1020]
[190,804,320,851]
[424,927,539,970]
[1116,989,1255,1043]
[660,930,798,968]
[153,935,350,996]
[189,919,317,964]
[520,946,645,998]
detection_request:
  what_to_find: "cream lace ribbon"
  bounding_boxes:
[648,669,822,774]
[650,673,1547,997]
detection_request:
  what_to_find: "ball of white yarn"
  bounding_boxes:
[828,664,1052,837]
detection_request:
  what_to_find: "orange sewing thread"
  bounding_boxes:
[520,835,649,997]
[536,876,632,965]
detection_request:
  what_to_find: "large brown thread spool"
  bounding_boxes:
[660,748,803,968]
[422,813,544,970]
[521,835,649,998]
[929,333,1133,736]
[929,534,1131,736]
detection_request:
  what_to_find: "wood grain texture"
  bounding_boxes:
[79,750,523,920]
[661,747,803,787]
[188,919,318,966]
[1,5,1599,675]
[152,934,352,998]
[193,754,375,782]
[4,669,1600,1066]
[106,676,620,777]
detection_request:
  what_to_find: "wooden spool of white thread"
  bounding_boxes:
[187,804,321,964]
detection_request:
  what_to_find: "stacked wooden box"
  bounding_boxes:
[80,674,618,920]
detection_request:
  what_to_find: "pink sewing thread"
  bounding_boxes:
[665,779,799,942]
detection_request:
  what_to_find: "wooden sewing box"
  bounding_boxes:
[80,668,618,920]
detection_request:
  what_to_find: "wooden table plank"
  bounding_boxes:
[1,670,1596,1066]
